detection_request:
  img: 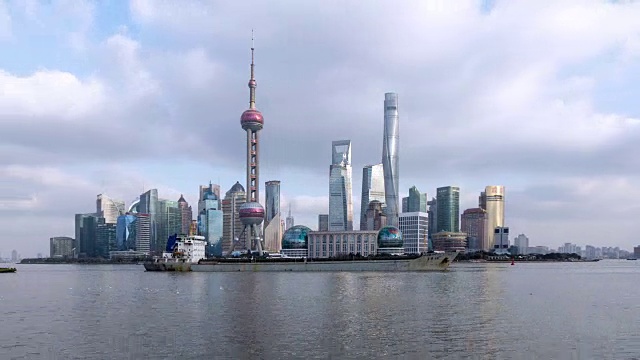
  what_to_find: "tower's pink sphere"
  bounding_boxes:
[241,109,264,131]
[239,202,265,225]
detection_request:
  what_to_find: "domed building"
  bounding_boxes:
[280,225,311,258]
[377,226,405,255]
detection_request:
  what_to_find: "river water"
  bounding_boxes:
[2,260,639,359]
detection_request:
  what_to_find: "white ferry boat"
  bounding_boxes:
[143,235,207,272]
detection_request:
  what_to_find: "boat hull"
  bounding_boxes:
[192,252,458,272]
[0,267,16,273]
[143,262,193,272]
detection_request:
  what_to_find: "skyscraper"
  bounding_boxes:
[264,180,282,254]
[135,213,151,254]
[157,199,181,250]
[138,189,159,253]
[436,186,460,232]
[96,194,124,224]
[318,214,329,232]
[399,212,429,254]
[235,33,266,256]
[382,93,399,227]
[360,164,385,230]
[178,195,193,235]
[265,180,281,226]
[222,182,246,254]
[461,208,487,251]
[116,214,137,250]
[285,204,295,230]
[329,140,353,231]
[484,185,505,251]
[407,186,427,212]
[427,197,437,250]
[197,184,223,257]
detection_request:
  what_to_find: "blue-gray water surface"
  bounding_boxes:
[2,260,640,359]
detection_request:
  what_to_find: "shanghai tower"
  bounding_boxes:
[382,93,399,227]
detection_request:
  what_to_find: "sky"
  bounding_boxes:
[1,0,640,258]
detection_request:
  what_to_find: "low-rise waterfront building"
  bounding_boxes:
[432,232,467,252]
[308,230,378,258]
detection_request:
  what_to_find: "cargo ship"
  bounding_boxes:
[143,234,207,272]
[192,251,457,272]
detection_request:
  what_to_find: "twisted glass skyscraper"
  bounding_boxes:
[329,140,353,231]
[382,93,399,227]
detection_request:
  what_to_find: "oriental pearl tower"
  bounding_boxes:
[237,33,266,256]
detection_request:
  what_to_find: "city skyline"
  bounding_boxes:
[2,1,640,256]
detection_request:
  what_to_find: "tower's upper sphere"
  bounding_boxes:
[239,201,265,225]
[241,109,264,131]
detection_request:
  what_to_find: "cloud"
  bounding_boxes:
[2,0,640,256]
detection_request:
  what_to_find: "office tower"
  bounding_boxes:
[96,218,117,258]
[75,213,98,258]
[382,92,400,227]
[360,164,385,230]
[178,195,193,235]
[318,214,329,231]
[493,226,509,253]
[427,197,437,249]
[399,212,429,254]
[329,140,354,231]
[199,184,221,210]
[11,250,18,262]
[461,208,487,251]
[406,186,427,212]
[116,214,137,250]
[514,234,529,255]
[401,197,408,213]
[478,191,487,210]
[436,186,460,232]
[222,182,246,254]
[285,204,295,230]
[50,237,74,258]
[265,180,281,226]
[198,184,224,257]
[363,200,387,231]
[96,194,125,224]
[233,35,267,256]
[138,189,158,253]
[135,213,151,254]
[157,199,181,250]
[484,186,505,250]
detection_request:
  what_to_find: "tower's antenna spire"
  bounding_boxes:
[249,29,256,109]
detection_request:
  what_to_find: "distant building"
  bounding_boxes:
[96,194,125,224]
[75,213,99,258]
[318,214,329,232]
[157,199,181,252]
[399,212,429,254]
[461,208,486,252]
[484,186,505,250]
[382,93,400,227]
[363,200,387,231]
[178,195,193,235]
[427,197,437,246]
[138,189,159,253]
[264,212,282,253]
[199,184,221,212]
[285,204,295,231]
[264,180,283,254]
[436,186,460,233]
[513,234,529,255]
[198,184,223,257]
[493,227,510,254]
[135,213,151,254]
[50,237,74,258]
[406,186,427,213]
[11,249,18,262]
[222,182,246,253]
[432,232,467,252]
[329,140,354,231]
[585,245,597,259]
[634,245,640,258]
[360,164,385,230]
[401,197,408,213]
[116,214,137,250]
[96,219,117,258]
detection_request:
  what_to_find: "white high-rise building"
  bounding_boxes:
[399,212,429,254]
[96,194,125,224]
[329,140,353,231]
[382,93,400,227]
[360,164,385,230]
[483,185,505,250]
[514,234,529,254]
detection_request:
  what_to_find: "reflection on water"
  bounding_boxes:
[3,261,640,359]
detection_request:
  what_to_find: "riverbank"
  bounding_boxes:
[20,258,147,265]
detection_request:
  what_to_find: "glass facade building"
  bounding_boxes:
[329,140,353,231]
[198,185,224,257]
[360,164,385,230]
[138,189,159,254]
[265,180,281,226]
[116,214,137,250]
[382,93,400,227]
[407,186,427,213]
[436,186,460,233]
